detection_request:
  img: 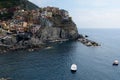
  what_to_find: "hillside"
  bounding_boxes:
[0,0,39,20]
[0,1,81,53]
[0,0,39,9]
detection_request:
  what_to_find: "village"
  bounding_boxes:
[0,6,70,46]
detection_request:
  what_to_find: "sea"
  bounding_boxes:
[0,28,120,80]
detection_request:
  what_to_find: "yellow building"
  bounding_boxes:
[23,22,28,28]
[47,12,53,18]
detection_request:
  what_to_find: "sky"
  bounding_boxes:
[29,0,120,28]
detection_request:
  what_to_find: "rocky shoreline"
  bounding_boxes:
[0,38,70,53]
[0,5,79,53]
[78,35,100,47]
[0,34,100,54]
[0,0,100,54]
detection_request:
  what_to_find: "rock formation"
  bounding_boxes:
[0,0,80,53]
[36,15,79,41]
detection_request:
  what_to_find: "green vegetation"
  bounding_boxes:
[0,0,21,20]
[0,0,39,20]
[0,0,21,8]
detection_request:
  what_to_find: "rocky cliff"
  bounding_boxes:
[36,16,79,41]
[0,1,80,53]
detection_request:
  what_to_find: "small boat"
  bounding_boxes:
[113,60,119,66]
[71,64,77,72]
[45,46,52,49]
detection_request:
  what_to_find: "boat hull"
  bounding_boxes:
[113,63,119,66]
[71,70,77,72]
[71,64,77,72]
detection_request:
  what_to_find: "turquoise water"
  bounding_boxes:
[0,29,120,80]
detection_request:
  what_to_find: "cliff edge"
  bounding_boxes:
[0,1,79,53]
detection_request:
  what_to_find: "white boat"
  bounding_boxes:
[71,64,77,72]
[113,60,119,66]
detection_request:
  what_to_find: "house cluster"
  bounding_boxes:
[0,6,70,39]
[40,6,69,19]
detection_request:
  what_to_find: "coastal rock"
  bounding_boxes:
[36,27,61,41]
[1,36,16,45]
[85,35,88,37]
[24,37,44,47]
[78,37,100,47]
[36,16,79,41]
[36,26,79,41]
[0,0,95,53]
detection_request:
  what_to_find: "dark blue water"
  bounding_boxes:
[0,29,120,80]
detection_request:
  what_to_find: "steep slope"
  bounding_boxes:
[0,0,39,9]
[0,1,80,53]
[36,15,79,41]
[0,0,39,20]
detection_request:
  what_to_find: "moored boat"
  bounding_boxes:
[113,60,119,66]
[71,64,77,72]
